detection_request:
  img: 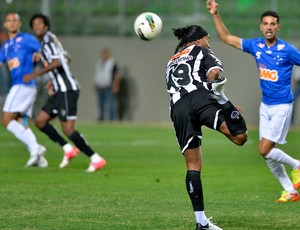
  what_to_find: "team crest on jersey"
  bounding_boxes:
[274,55,283,65]
[231,110,240,119]
[277,44,285,51]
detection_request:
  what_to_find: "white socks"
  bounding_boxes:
[194,211,209,226]
[7,120,39,155]
[265,148,298,193]
[265,148,299,170]
[265,158,296,193]
[63,143,74,152]
[90,153,101,162]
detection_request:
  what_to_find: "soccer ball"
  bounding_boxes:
[134,12,163,41]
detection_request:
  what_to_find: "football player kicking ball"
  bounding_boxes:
[207,0,300,202]
[165,25,248,230]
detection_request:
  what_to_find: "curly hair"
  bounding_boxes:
[29,13,51,29]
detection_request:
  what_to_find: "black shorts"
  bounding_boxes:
[42,90,79,121]
[170,89,225,153]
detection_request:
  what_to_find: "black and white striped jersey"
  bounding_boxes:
[165,45,223,107]
[41,31,80,92]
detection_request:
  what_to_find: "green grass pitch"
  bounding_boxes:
[0,123,299,229]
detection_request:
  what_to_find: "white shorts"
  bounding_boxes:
[259,102,293,144]
[3,84,37,118]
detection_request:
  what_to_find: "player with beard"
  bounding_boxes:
[207,0,300,202]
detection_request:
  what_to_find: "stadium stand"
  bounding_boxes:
[0,0,300,40]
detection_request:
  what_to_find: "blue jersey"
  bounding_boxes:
[242,37,300,105]
[0,32,40,87]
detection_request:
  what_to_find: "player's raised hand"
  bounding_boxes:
[206,0,218,15]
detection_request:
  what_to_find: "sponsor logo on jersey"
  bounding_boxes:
[169,48,191,62]
[168,48,193,65]
[7,57,20,70]
[170,55,193,65]
[258,43,265,49]
[259,67,278,81]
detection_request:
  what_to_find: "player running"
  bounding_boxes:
[0,12,47,168]
[23,13,106,172]
[207,0,300,202]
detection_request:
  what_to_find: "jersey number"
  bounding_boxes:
[166,63,191,92]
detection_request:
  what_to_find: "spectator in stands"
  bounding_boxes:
[93,48,120,121]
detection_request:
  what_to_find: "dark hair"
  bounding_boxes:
[29,13,50,29]
[172,25,208,54]
[260,10,280,23]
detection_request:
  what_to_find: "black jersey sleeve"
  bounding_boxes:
[201,47,223,73]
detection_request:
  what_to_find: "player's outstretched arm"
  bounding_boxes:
[23,59,61,82]
[206,0,242,50]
